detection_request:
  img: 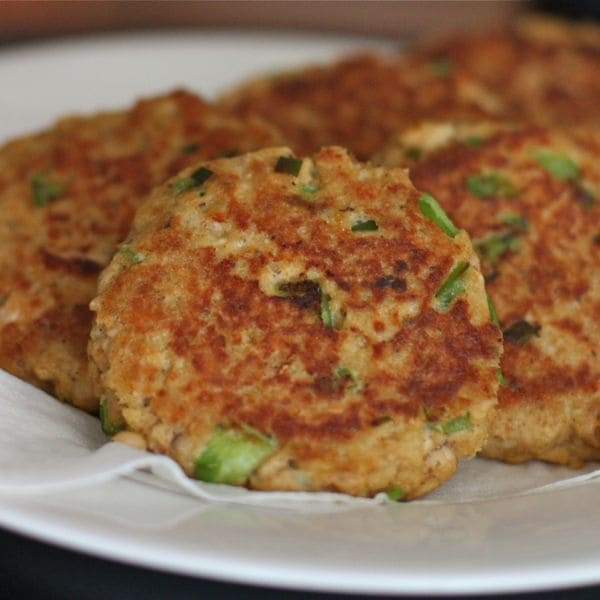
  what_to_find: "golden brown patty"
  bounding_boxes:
[219,53,507,160]
[416,16,600,127]
[89,146,501,498]
[0,90,282,411]
[379,123,600,466]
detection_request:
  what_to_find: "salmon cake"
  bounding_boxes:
[379,123,600,466]
[416,15,600,127]
[219,53,507,161]
[0,90,282,411]
[89,146,501,498]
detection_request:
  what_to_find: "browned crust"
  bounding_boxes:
[0,90,283,411]
[220,53,507,160]
[415,19,600,128]
[408,125,600,464]
[89,147,501,496]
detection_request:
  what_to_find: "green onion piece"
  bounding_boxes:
[351,219,379,232]
[435,261,469,312]
[120,246,144,264]
[334,366,361,391]
[173,177,194,195]
[31,174,64,207]
[464,136,483,148]
[441,413,473,435]
[120,245,144,265]
[503,320,541,345]
[299,183,319,199]
[500,212,529,231]
[191,166,214,186]
[181,143,200,155]
[320,292,334,328]
[429,58,453,77]
[497,369,508,387]
[194,426,277,485]
[419,193,459,238]
[386,487,407,502]
[275,156,303,176]
[404,146,422,161]
[334,367,353,381]
[99,397,125,436]
[487,293,500,327]
[535,151,580,181]
[467,173,517,199]
[320,292,343,329]
[475,233,520,265]
[173,166,213,195]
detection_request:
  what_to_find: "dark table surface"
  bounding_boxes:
[1,526,599,600]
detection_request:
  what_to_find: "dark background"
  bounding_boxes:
[1,1,599,598]
[1,527,600,600]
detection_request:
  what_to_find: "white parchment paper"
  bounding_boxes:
[1,370,599,509]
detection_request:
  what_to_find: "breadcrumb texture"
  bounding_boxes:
[89,146,501,498]
[416,15,600,128]
[219,53,507,160]
[380,123,600,466]
[0,90,282,411]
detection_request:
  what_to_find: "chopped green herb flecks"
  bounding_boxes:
[173,166,213,195]
[477,212,527,265]
[319,292,343,330]
[275,156,303,176]
[487,293,500,327]
[99,397,125,436]
[173,177,195,195]
[181,143,200,155]
[119,245,144,265]
[320,292,334,328]
[191,166,214,186]
[404,146,422,161]
[334,367,353,381]
[435,261,469,312]
[467,173,517,199]
[475,233,520,265]
[300,183,319,198]
[535,151,580,181]
[503,320,541,345]
[351,219,378,232]
[441,413,473,435]
[334,367,361,391]
[464,136,483,148]
[500,212,529,231]
[194,426,277,485]
[31,174,64,207]
[419,193,459,238]
[429,57,453,77]
[386,487,407,502]
[497,369,508,387]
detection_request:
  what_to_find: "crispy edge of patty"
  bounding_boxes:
[0,89,283,411]
[379,122,600,466]
[89,146,502,497]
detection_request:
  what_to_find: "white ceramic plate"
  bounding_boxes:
[1,31,600,597]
